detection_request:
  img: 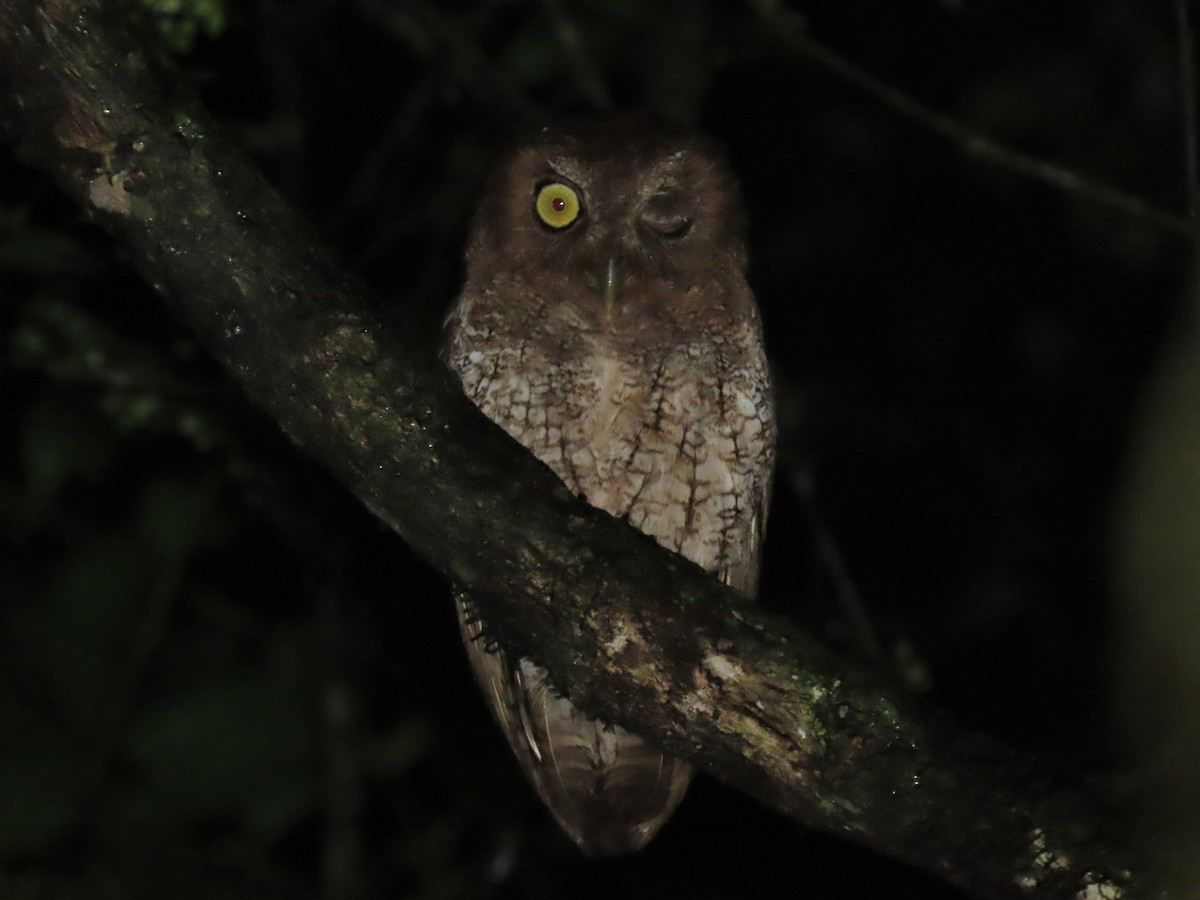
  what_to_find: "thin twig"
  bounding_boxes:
[788,465,886,669]
[751,0,1199,240]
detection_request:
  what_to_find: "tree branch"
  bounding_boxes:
[0,2,1160,897]
[752,0,1198,243]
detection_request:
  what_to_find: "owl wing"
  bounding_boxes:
[719,477,771,598]
[444,282,774,856]
[456,592,692,857]
[451,401,773,856]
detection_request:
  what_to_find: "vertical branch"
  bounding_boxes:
[1176,0,1200,338]
[1108,9,1200,895]
[787,466,886,669]
[1178,0,1200,219]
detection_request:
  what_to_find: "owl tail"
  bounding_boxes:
[457,594,692,854]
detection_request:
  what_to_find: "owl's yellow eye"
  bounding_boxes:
[533,181,582,229]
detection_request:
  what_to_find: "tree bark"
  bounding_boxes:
[0,2,1161,897]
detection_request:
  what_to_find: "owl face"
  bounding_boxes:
[465,115,749,326]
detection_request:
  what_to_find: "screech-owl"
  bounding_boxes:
[444,114,775,856]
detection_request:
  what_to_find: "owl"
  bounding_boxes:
[444,114,775,856]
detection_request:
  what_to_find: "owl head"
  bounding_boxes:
[464,114,749,323]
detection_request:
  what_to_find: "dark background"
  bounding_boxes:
[0,1,1189,897]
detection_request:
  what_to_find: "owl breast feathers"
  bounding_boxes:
[444,113,775,856]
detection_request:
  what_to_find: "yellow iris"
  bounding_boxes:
[534,182,582,229]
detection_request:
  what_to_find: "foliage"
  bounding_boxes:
[133,0,227,53]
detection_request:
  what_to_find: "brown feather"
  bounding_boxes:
[445,114,775,855]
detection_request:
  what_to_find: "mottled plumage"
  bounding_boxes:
[444,114,775,855]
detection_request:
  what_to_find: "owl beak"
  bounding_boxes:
[602,257,622,315]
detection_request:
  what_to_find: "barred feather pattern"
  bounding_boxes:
[443,116,775,855]
[446,280,773,855]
